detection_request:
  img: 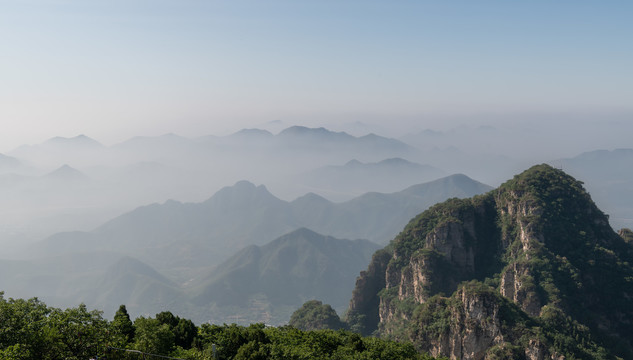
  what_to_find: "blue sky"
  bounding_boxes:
[1,0,632,149]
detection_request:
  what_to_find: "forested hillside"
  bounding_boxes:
[0,293,440,360]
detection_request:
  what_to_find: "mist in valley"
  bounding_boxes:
[1,0,632,329]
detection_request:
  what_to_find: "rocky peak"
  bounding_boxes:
[346,164,633,359]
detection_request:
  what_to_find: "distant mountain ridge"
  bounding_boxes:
[296,158,445,199]
[37,174,492,276]
[2,228,379,325]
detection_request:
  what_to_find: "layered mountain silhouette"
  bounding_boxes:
[2,229,378,325]
[346,164,633,359]
[37,174,492,275]
[296,158,445,200]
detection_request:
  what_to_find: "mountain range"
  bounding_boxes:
[0,228,378,325]
[35,174,492,278]
[295,158,445,200]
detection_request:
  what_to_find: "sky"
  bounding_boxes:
[1,0,632,151]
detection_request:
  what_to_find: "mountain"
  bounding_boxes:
[84,256,186,316]
[293,174,492,243]
[553,148,633,230]
[8,134,107,170]
[276,126,412,155]
[43,164,89,182]
[5,228,376,325]
[38,175,492,277]
[44,134,104,148]
[346,164,633,359]
[189,228,380,324]
[297,158,445,199]
[0,153,21,171]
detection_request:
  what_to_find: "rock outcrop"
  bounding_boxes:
[347,164,633,359]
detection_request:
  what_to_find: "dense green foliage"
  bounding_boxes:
[0,293,439,359]
[288,300,344,331]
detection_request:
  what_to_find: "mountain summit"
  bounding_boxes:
[346,164,633,359]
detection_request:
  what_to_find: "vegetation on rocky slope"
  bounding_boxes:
[346,164,633,359]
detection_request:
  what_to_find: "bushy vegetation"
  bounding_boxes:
[0,292,439,359]
[288,300,344,331]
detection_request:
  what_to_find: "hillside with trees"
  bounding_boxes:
[0,293,440,360]
[346,164,633,359]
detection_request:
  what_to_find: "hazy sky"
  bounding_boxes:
[1,0,632,150]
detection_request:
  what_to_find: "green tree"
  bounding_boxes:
[156,311,197,349]
[133,316,175,355]
[0,293,49,358]
[44,304,111,360]
[112,305,135,345]
[289,300,345,331]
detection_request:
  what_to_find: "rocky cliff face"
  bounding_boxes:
[347,164,633,359]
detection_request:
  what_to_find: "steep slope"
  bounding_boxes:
[190,228,380,325]
[347,164,633,359]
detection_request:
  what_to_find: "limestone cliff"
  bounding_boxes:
[346,164,633,359]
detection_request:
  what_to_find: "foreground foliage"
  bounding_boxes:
[0,293,438,359]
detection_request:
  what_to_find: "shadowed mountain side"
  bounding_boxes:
[190,228,380,316]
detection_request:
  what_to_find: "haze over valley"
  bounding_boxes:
[1,1,632,358]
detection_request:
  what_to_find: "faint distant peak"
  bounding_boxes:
[230,128,274,137]
[216,180,273,197]
[233,179,257,188]
[291,192,331,205]
[399,173,492,197]
[341,158,420,168]
[203,179,281,206]
[377,157,414,166]
[44,164,88,180]
[573,148,633,161]
[344,159,363,167]
[46,134,103,147]
[278,126,351,138]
